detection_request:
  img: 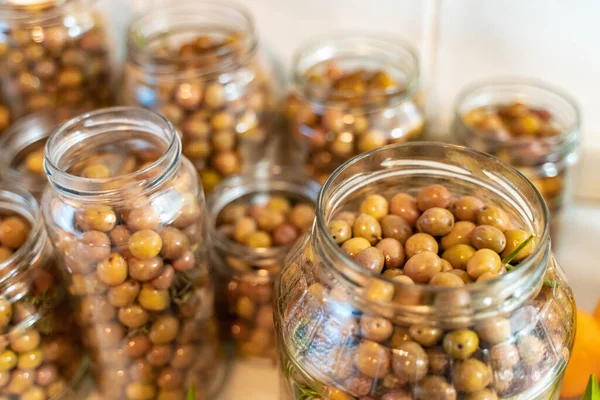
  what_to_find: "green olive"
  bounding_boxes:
[352,213,382,245]
[470,225,506,253]
[405,233,438,259]
[416,375,457,400]
[416,207,455,237]
[392,341,428,383]
[442,244,476,270]
[341,237,372,257]
[430,272,465,287]
[441,221,476,250]
[501,229,535,262]
[464,389,499,400]
[443,329,479,360]
[359,194,389,220]
[354,340,390,378]
[449,196,484,222]
[404,251,442,284]
[466,249,502,279]
[409,325,443,347]
[476,206,511,232]
[417,184,452,211]
[359,315,393,342]
[328,220,352,244]
[452,358,492,393]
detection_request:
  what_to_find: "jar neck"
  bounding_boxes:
[312,142,551,326]
[126,1,258,78]
[208,164,320,274]
[453,78,581,165]
[292,34,420,109]
[0,0,95,26]
[44,107,181,201]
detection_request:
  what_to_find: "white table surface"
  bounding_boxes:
[220,201,600,400]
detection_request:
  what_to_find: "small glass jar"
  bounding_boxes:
[208,166,319,362]
[452,78,580,243]
[0,184,87,399]
[41,107,223,400]
[275,143,575,400]
[0,112,61,201]
[123,1,276,193]
[0,0,115,118]
[286,34,425,184]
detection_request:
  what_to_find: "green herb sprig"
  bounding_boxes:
[503,235,535,271]
[583,375,600,400]
[187,381,196,400]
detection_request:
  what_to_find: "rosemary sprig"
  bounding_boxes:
[126,322,151,338]
[170,272,194,304]
[187,381,196,400]
[503,235,535,271]
[543,279,558,289]
[296,384,320,400]
[583,375,600,400]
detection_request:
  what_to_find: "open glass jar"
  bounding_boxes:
[275,143,575,400]
[41,107,222,400]
[286,34,425,184]
[0,184,87,399]
[208,166,319,362]
[452,79,580,243]
[123,1,276,193]
[0,0,114,118]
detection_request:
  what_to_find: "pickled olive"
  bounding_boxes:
[354,247,385,273]
[489,342,519,370]
[375,238,405,269]
[426,347,450,375]
[415,375,457,400]
[360,315,393,342]
[76,206,117,232]
[126,206,161,231]
[440,221,476,250]
[409,325,443,347]
[129,257,164,282]
[404,233,438,259]
[328,220,352,244]
[96,253,128,286]
[389,193,420,227]
[256,209,285,233]
[417,185,452,211]
[108,280,141,307]
[475,317,511,345]
[118,305,149,328]
[334,211,358,226]
[272,224,299,246]
[449,196,484,222]
[442,244,476,270]
[359,195,389,220]
[391,341,428,382]
[149,315,180,345]
[470,225,506,253]
[464,389,498,400]
[466,249,502,279]
[79,231,111,262]
[247,231,272,248]
[429,272,464,287]
[138,285,170,311]
[476,206,511,232]
[289,204,316,232]
[266,197,292,215]
[517,335,545,366]
[365,279,394,303]
[342,238,371,257]
[381,215,412,245]
[404,251,442,284]
[416,207,455,237]
[443,329,479,360]
[129,230,163,260]
[353,214,384,244]
[354,340,390,378]
[159,228,189,260]
[0,217,30,250]
[501,229,535,262]
[452,359,492,393]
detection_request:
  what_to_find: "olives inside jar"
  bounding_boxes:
[286,34,425,184]
[275,143,575,400]
[41,108,224,400]
[0,0,114,118]
[208,168,319,362]
[123,1,276,193]
[453,79,580,245]
[0,185,87,400]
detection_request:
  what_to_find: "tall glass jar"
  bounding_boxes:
[275,143,575,400]
[0,184,87,399]
[41,107,222,400]
[286,34,425,184]
[0,0,114,118]
[208,166,319,362]
[123,1,276,193]
[452,79,580,243]
[0,112,61,201]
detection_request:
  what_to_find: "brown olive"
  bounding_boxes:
[442,244,476,271]
[416,207,455,237]
[517,335,544,366]
[405,233,438,259]
[126,206,161,231]
[354,247,385,273]
[125,334,151,358]
[476,206,511,232]
[76,206,117,232]
[470,225,506,253]
[429,272,465,287]
[341,237,372,257]
[475,317,511,345]
[426,347,450,375]
[375,238,405,269]
[108,280,141,307]
[256,209,285,233]
[353,213,382,245]
[443,329,479,360]
[354,340,390,378]
[449,196,484,222]
[159,227,189,259]
[149,315,180,345]
[360,315,393,342]
[334,211,358,226]
[452,358,492,393]
[389,193,420,226]
[359,194,389,220]
[151,265,175,290]
[96,252,128,286]
[464,389,498,400]
[391,341,428,383]
[490,342,520,370]
[415,375,457,400]
[233,217,257,244]
[129,256,164,282]
[409,325,443,347]
[272,224,299,246]
[441,221,476,250]
[171,345,196,369]
[79,231,111,262]
[157,367,182,390]
[381,215,412,245]
[404,251,442,284]
[118,304,149,328]
[289,204,315,232]
[146,344,173,367]
[365,279,395,303]
[501,229,535,262]
[417,185,452,211]
[467,249,502,279]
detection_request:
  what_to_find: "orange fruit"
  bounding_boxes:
[594,300,600,323]
[561,309,600,398]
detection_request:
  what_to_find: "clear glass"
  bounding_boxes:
[275,143,575,400]
[286,34,425,184]
[208,165,319,362]
[41,107,223,400]
[123,0,276,193]
[0,184,87,399]
[0,0,115,118]
[452,78,581,244]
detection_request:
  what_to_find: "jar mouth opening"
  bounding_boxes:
[44,107,180,197]
[292,33,420,107]
[208,166,320,274]
[0,0,97,25]
[453,77,581,151]
[127,0,258,76]
[315,142,551,301]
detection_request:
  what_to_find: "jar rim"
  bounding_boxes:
[126,0,258,76]
[452,76,581,152]
[291,33,420,107]
[315,142,551,318]
[44,106,181,198]
[0,0,98,25]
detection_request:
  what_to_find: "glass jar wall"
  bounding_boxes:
[0,0,114,118]
[123,1,276,193]
[286,34,425,184]
[452,79,580,244]
[275,143,575,400]
[41,107,222,400]
[208,166,319,362]
[0,184,87,399]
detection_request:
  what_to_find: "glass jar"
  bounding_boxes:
[0,184,87,399]
[0,0,115,118]
[452,78,580,244]
[41,107,223,400]
[208,166,319,362]
[275,143,575,400]
[286,34,425,184]
[0,97,11,134]
[0,112,61,201]
[123,1,276,193]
